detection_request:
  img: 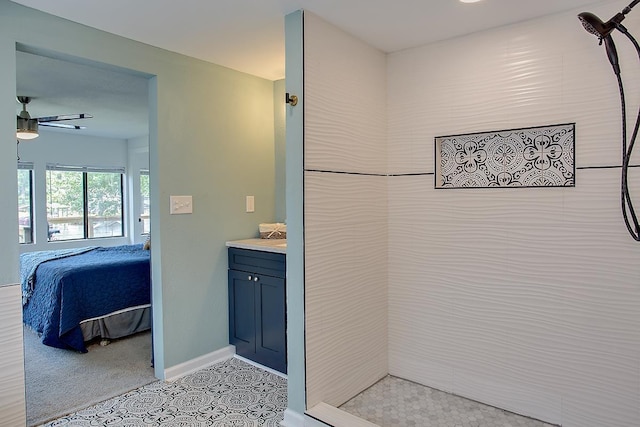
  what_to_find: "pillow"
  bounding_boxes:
[143,236,151,250]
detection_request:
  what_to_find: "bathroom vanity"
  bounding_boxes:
[226,239,286,374]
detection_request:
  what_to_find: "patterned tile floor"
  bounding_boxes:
[340,375,558,427]
[41,357,287,426]
[41,359,558,427]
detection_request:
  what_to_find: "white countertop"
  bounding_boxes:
[226,238,286,254]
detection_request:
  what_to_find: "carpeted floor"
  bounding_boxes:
[23,326,157,426]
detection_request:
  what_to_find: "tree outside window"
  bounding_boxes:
[140,170,150,235]
[18,164,33,244]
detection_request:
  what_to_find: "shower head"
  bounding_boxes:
[578,0,640,75]
[577,12,622,75]
[578,12,617,39]
[578,0,640,39]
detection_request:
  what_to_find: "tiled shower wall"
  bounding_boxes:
[0,285,26,426]
[303,13,389,409]
[302,2,640,426]
[387,1,640,426]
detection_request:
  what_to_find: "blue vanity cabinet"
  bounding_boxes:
[228,247,286,374]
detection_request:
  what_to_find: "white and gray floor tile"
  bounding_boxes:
[340,375,557,427]
[41,357,287,426]
[41,358,559,427]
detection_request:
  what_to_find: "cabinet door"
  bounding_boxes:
[228,248,285,278]
[228,270,256,356]
[255,274,287,373]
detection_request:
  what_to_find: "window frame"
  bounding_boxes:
[46,163,126,241]
[18,162,34,244]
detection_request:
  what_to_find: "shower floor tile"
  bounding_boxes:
[340,376,557,427]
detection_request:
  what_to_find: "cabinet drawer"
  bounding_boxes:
[228,247,285,278]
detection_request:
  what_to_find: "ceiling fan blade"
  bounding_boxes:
[39,122,86,130]
[37,113,93,123]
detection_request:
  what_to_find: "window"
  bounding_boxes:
[140,170,150,235]
[18,162,34,244]
[46,164,125,241]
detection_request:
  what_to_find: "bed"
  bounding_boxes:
[21,244,151,353]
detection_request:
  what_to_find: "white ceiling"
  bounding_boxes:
[11,0,618,81]
[10,0,619,139]
[16,51,149,140]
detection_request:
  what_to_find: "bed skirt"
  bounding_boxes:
[80,304,151,341]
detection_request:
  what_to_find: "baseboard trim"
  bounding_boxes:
[163,345,235,381]
[306,403,380,427]
[281,409,331,427]
[281,405,379,427]
[233,354,287,379]
[281,409,305,426]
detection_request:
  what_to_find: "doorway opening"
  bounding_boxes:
[16,47,156,426]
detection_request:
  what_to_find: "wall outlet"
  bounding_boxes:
[170,195,193,214]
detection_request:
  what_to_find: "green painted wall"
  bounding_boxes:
[274,79,286,222]
[0,1,276,375]
[284,10,306,416]
[0,29,18,287]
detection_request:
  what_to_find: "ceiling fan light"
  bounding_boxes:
[17,116,39,140]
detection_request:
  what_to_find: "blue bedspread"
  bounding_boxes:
[21,244,151,353]
[21,246,97,305]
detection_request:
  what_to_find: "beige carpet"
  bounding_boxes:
[23,326,157,426]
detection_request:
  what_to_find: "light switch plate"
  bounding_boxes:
[170,195,193,214]
[246,196,255,213]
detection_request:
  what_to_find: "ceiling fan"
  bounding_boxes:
[16,96,92,140]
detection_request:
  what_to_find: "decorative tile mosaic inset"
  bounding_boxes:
[435,123,575,188]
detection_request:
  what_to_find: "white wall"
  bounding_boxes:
[387,1,640,426]
[303,12,388,409]
[17,130,134,252]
